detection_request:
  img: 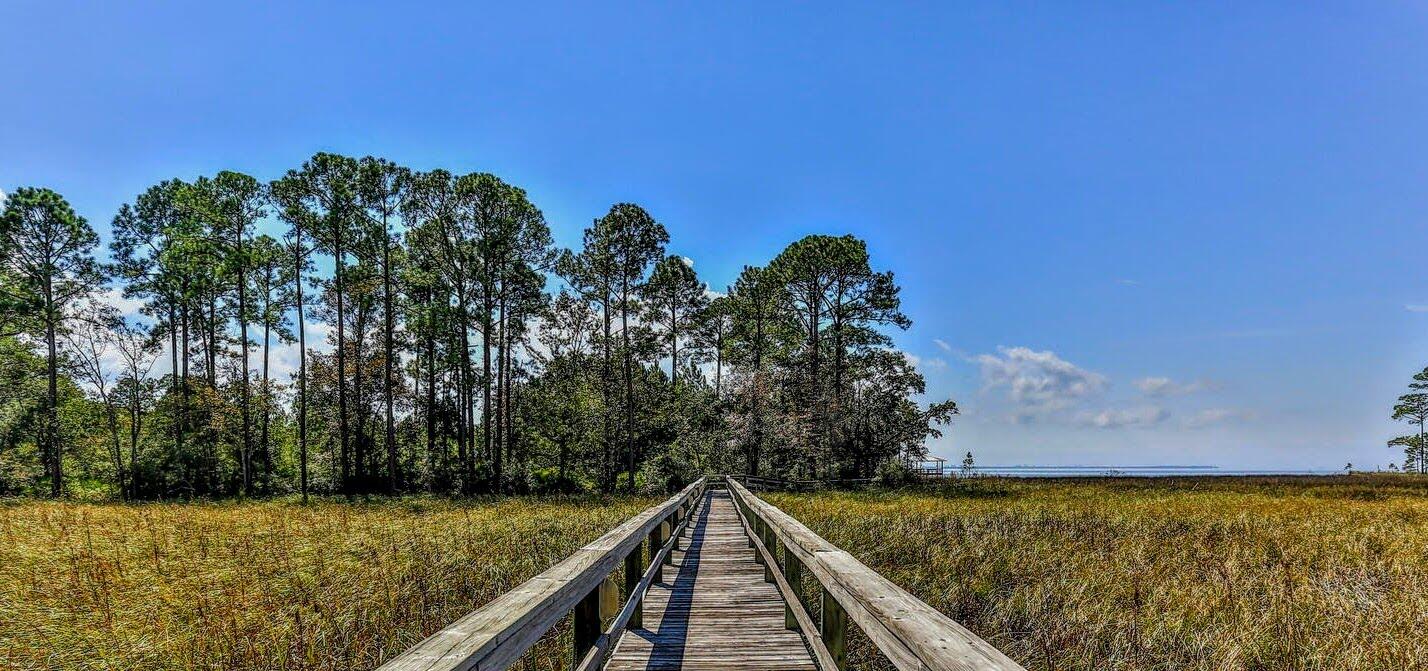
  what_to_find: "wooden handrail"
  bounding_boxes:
[573,488,708,671]
[727,478,1026,671]
[727,481,842,671]
[378,478,707,671]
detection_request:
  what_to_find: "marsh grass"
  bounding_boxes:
[0,495,654,670]
[767,475,1428,671]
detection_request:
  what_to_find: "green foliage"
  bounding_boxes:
[3,158,957,500]
[874,459,917,487]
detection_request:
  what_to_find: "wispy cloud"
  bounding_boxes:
[904,351,948,372]
[1075,405,1169,429]
[1184,407,1256,428]
[1406,304,1428,313]
[1133,376,1217,397]
[1116,278,1139,286]
[933,338,952,353]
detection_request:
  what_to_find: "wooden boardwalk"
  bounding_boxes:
[605,490,817,671]
[378,477,1025,671]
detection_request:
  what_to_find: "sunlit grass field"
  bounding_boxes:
[6,477,1427,671]
[767,475,1428,671]
[0,495,655,671]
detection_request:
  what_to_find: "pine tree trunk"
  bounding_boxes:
[482,282,497,488]
[46,305,61,497]
[169,305,181,481]
[425,293,437,493]
[621,276,636,491]
[236,220,252,497]
[295,225,308,504]
[601,291,613,492]
[260,316,271,495]
[335,229,350,499]
[670,300,678,388]
[383,226,397,494]
[353,305,367,494]
[129,357,142,500]
[494,299,505,486]
[180,299,190,493]
[462,298,477,494]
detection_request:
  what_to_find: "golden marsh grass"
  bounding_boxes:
[767,475,1428,671]
[0,495,654,671]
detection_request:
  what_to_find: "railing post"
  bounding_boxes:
[821,587,847,670]
[661,517,674,565]
[673,507,683,550]
[648,525,664,584]
[600,574,619,625]
[783,552,803,630]
[624,544,644,629]
[752,517,764,563]
[763,533,777,583]
[573,583,602,664]
[760,521,777,581]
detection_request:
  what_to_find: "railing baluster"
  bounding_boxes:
[752,517,765,563]
[783,551,802,630]
[599,574,619,626]
[821,586,847,670]
[673,506,683,550]
[763,527,777,583]
[648,524,663,584]
[624,546,644,629]
[573,584,602,664]
[661,517,674,565]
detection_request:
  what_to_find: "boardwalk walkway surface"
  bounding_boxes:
[377,477,1026,671]
[605,490,817,671]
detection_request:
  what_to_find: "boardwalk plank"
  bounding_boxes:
[605,490,817,671]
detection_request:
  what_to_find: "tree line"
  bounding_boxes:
[0,153,956,499]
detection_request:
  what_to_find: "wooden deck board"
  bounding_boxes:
[604,490,817,671]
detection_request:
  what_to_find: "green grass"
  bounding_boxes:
[765,475,1428,671]
[0,495,655,671]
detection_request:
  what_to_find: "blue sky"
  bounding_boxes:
[5,2,1428,469]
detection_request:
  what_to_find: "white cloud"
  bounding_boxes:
[904,351,948,372]
[100,288,147,319]
[1407,304,1428,313]
[1116,278,1139,286]
[933,338,952,353]
[974,346,1108,415]
[1075,406,1169,429]
[1133,376,1216,397]
[1185,408,1256,428]
[679,256,694,268]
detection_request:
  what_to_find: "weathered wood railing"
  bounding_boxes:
[726,477,1026,671]
[378,477,707,671]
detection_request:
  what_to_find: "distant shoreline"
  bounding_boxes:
[941,466,1347,477]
